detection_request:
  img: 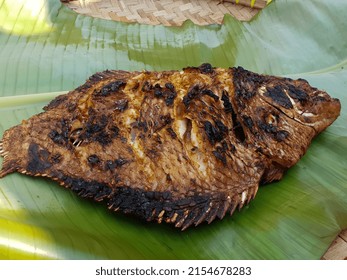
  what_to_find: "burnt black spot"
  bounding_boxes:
[155,135,162,144]
[233,122,246,143]
[165,83,175,91]
[198,63,214,74]
[154,89,163,98]
[265,86,293,109]
[204,121,216,144]
[212,150,227,165]
[233,67,265,101]
[166,127,177,139]
[104,185,222,229]
[105,158,128,170]
[221,92,247,143]
[114,99,128,112]
[275,130,289,142]
[202,89,219,102]
[162,191,172,200]
[176,198,192,207]
[221,141,229,152]
[89,72,108,82]
[160,114,173,126]
[88,154,100,166]
[313,95,327,102]
[97,80,126,96]
[153,83,162,98]
[154,192,162,200]
[66,177,112,200]
[183,85,200,108]
[215,120,228,135]
[204,120,227,145]
[258,121,277,134]
[145,191,155,199]
[44,94,69,111]
[109,125,120,138]
[114,158,128,167]
[146,148,159,159]
[67,102,77,112]
[142,81,153,92]
[85,120,103,133]
[221,91,234,114]
[287,85,308,103]
[105,160,115,171]
[107,187,156,218]
[81,114,117,146]
[151,83,176,106]
[49,130,65,145]
[152,114,173,133]
[165,90,177,106]
[51,153,62,164]
[297,78,308,83]
[96,131,114,146]
[86,113,107,133]
[191,147,198,152]
[183,86,218,108]
[132,120,148,133]
[49,119,70,146]
[27,143,52,173]
[242,116,254,129]
[226,104,247,144]
[182,118,192,142]
[166,174,172,183]
[258,121,289,142]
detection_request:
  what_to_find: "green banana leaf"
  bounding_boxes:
[0,0,346,259]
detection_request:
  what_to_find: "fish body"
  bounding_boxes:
[0,64,341,230]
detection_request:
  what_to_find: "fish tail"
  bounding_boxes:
[0,140,18,178]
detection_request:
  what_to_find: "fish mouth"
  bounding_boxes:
[295,97,341,134]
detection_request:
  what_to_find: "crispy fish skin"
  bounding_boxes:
[0,64,341,230]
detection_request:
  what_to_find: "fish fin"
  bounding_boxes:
[0,141,18,178]
[0,159,19,178]
[86,69,139,84]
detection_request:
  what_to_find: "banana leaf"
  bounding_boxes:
[0,0,346,259]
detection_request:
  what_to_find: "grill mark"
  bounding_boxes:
[220,90,246,143]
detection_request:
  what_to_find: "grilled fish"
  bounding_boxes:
[0,64,341,230]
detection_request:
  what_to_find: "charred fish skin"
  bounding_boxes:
[0,64,341,230]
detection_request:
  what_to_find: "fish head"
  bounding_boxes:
[259,77,341,134]
[232,67,341,171]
